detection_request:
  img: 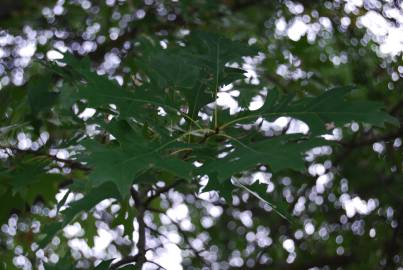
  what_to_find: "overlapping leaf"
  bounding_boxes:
[201,134,328,181]
[139,33,258,119]
[225,86,398,134]
[0,157,62,223]
[52,53,182,122]
[141,51,211,118]
[80,120,194,196]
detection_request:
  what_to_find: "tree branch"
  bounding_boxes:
[340,126,402,149]
[130,186,147,269]
[333,124,402,166]
[0,145,90,171]
[145,180,185,206]
[110,255,139,270]
[146,260,167,270]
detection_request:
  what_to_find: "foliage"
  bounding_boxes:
[0,1,402,270]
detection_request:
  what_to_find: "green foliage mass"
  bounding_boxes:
[0,1,402,270]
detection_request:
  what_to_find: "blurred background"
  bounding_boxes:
[0,0,402,269]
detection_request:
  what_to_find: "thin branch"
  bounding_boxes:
[145,180,185,206]
[0,145,90,171]
[146,260,167,270]
[109,255,138,270]
[170,218,208,264]
[130,186,147,269]
[110,187,149,270]
[145,224,169,241]
[164,212,210,266]
[333,125,402,166]
[136,207,147,268]
[130,186,141,205]
[340,126,402,149]
[146,223,208,255]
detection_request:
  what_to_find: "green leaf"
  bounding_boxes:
[62,182,120,223]
[0,188,24,223]
[226,86,399,134]
[203,177,234,202]
[220,67,248,85]
[201,134,328,180]
[143,51,213,118]
[54,53,181,122]
[80,120,194,196]
[111,200,135,237]
[39,182,120,248]
[145,52,200,90]
[0,156,61,221]
[83,214,97,247]
[138,31,257,119]
[27,75,58,115]
[38,222,64,248]
[187,31,258,73]
[184,32,258,115]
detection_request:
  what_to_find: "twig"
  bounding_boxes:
[109,255,138,270]
[0,145,90,171]
[340,127,402,149]
[145,224,169,241]
[145,180,185,205]
[146,260,167,270]
[130,186,147,268]
[170,217,209,265]
[163,206,210,266]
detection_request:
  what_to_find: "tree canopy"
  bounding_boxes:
[0,1,402,269]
